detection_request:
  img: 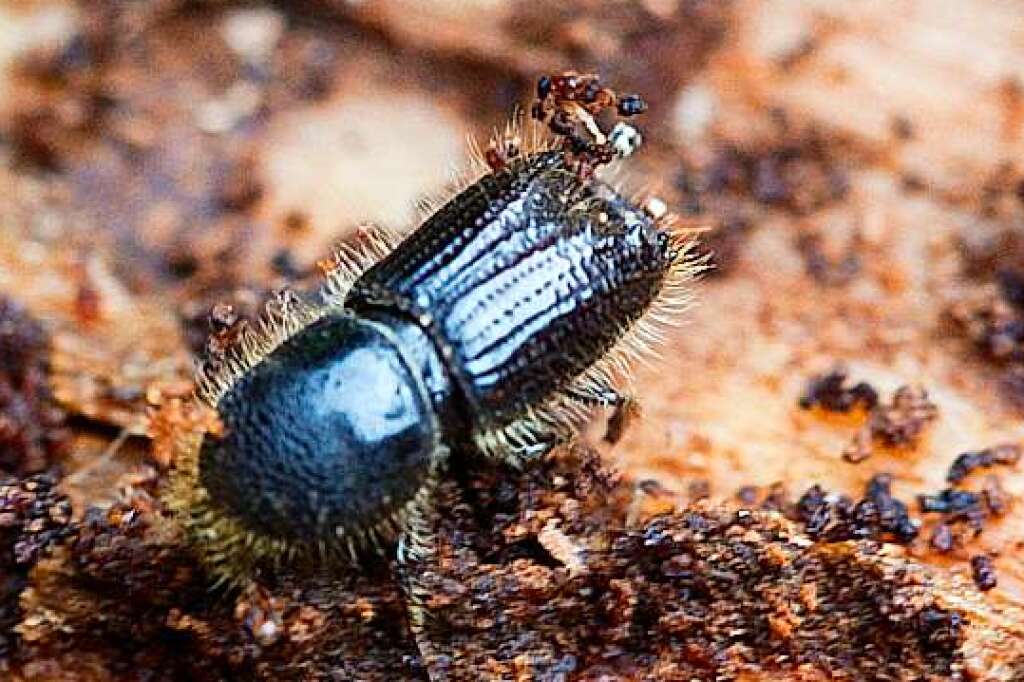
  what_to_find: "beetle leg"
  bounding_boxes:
[473,414,576,469]
[499,433,569,468]
[602,395,642,445]
[565,388,641,445]
[396,479,453,678]
[564,385,634,408]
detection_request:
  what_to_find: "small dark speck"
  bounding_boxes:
[891,116,915,141]
[271,249,306,279]
[970,554,997,591]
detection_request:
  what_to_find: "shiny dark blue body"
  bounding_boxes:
[198,312,451,542]
[198,150,674,548]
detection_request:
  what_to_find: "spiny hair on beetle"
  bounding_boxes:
[161,104,704,589]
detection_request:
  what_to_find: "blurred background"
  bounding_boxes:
[0,0,1022,606]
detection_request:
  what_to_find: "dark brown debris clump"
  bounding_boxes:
[947,270,1024,367]
[0,446,990,679]
[796,230,863,287]
[0,297,69,476]
[0,474,72,662]
[947,443,1021,484]
[694,126,850,215]
[918,467,1014,556]
[918,488,989,552]
[407,448,966,680]
[0,475,72,572]
[844,385,939,463]
[970,555,997,592]
[792,473,919,544]
[743,475,920,545]
[947,236,1024,408]
[798,369,938,463]
[675,123,851,275]
[799,366,879,413]
[12,474,421,680]
[743,468,1012,593]
[749,441,1015,588]
[913,442,1019,556]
